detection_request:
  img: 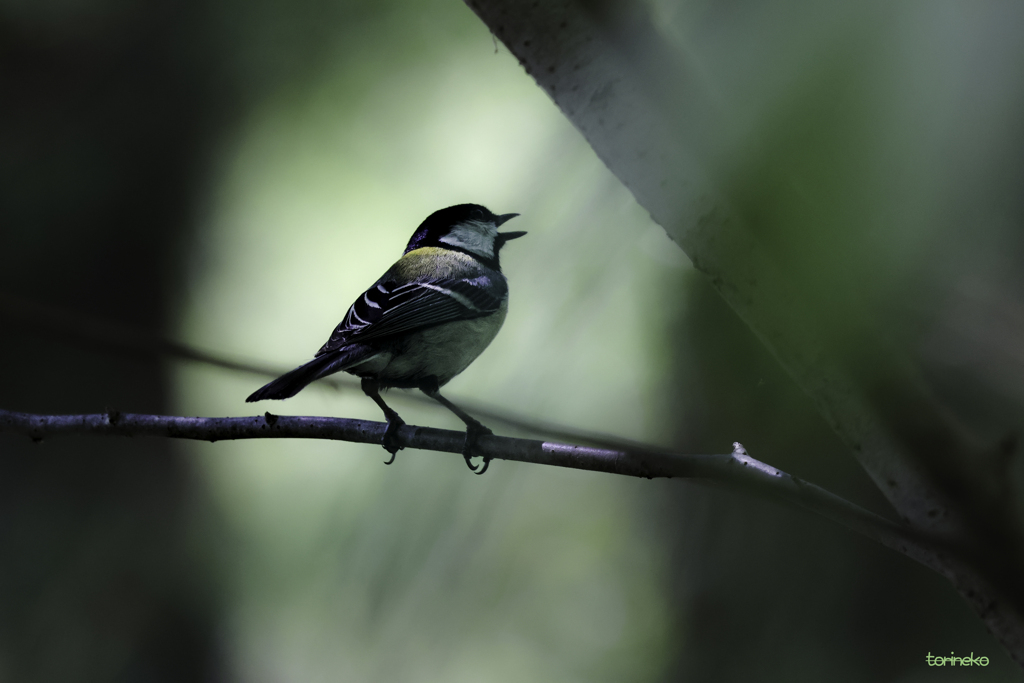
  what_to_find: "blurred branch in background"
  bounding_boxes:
[0,293,285,380]
[0,407,968,578]
[0,292,669,449]
[465,0,1024,667]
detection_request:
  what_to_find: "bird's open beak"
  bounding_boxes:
[494,213,525,249]
[494,212,520,228]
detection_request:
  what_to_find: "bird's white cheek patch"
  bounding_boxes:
[439,221,497,260]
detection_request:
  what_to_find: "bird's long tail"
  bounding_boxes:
[245,345,374,402]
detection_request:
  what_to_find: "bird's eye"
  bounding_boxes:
[470,208,484,220]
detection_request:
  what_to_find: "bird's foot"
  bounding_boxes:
[381,415,406,465]
[463,422,493,475]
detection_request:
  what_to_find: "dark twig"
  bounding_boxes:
[0,293,327,384]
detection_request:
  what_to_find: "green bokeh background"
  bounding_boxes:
[3,0,1024,680]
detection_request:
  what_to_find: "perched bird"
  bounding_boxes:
[246,204,525,474]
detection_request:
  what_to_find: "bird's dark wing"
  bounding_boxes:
[316,274,507,356]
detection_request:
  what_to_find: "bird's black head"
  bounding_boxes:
[405,204,525,268]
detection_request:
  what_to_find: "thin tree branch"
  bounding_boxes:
[0,293,974,574]
[5,290,972,577]
[0,406,964,578]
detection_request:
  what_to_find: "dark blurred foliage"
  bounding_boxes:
[644,4,1024,677]
[1,1,223,679]
[657,273,1022,680]
[0,0,400,678]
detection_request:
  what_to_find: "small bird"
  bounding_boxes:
[246,204,525,474]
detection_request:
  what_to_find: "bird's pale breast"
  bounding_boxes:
[376,299,508,387]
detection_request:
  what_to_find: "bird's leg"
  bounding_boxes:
[419,379,493,474]
[361,378,405,464]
